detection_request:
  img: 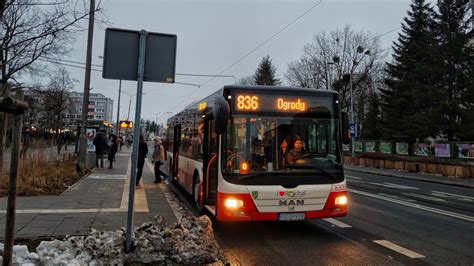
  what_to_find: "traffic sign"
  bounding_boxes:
[349,123,355,136]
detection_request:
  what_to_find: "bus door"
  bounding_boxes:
[203,117,218,205]
[172,124,181,179]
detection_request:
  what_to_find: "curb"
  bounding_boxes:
[59,170,93,196]
[344,166,474,189]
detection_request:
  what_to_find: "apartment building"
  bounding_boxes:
[70,92,114,125]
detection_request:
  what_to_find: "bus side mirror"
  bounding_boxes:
[213,95,230,135]
[342,111,350,144]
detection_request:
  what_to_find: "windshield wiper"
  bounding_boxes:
[286,165,340,179]
[235,174,260,181]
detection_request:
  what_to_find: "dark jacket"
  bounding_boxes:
[286,149,306,165]
[108,142,118,160]
[93,132,107,154]
[138,142,148,159]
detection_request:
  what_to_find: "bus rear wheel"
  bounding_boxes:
[193,174,204,214]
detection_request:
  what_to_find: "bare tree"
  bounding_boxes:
[0,0,104,177]
[237,75,256,85]
[34,68,75,134]
[1,0,103,87]
[286,25,386,114]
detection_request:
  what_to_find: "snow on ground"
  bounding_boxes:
[0,215,226,265]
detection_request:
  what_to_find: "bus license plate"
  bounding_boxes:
[278,213,305,221]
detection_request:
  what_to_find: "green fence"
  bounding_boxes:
[343,141,474,160]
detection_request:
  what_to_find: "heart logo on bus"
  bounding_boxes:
[278,191,285,197]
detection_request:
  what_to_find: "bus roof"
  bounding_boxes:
[223,85,340,95]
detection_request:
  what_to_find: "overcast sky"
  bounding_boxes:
[59,0,436,124]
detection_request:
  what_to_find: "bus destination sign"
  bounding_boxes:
[233,92,309,113]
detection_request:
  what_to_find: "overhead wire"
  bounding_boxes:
[168,0,325,113]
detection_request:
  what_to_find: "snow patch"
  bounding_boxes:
[0,215,225,264]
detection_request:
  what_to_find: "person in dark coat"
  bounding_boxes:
[93,131,107,168]
[136,134,148,188]
[108,134,118,169]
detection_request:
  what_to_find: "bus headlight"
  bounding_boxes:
[224,198,244,209]
[335,195,347,205]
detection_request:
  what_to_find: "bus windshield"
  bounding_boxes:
[224,114,343,181]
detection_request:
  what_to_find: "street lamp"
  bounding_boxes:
[150,112,161,134]
[332,46,371,159]
[121,91,146,121]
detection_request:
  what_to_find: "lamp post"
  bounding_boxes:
[332,46,370,159]
[115,80,122,136]
[150,112,161,134]
[122,91,145,121]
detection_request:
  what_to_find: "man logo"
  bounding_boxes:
[279,199,304,206]
[251,191,259,199]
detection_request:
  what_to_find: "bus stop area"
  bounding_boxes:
[1,148,472,240]
[0,148,180,240]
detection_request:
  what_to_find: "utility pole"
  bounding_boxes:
[78,0,96,174]
[115,80,122,136]
[127,96,131,121]
[350,74,355,159]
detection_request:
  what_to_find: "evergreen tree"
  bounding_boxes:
[362,90,383,140]
[254,55,281,85]
[433,0,474,140]
[381,0,438,146]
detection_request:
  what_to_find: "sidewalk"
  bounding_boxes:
[0,147,179,240]
[344,164,474,189]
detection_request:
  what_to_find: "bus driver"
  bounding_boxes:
[285,138,306,165]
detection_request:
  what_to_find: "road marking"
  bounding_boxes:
[119,159,149,212]
[403,193,446,202]
[383,182,420,190]
[431,191,474,201]
[88,174,126,179]
[0,208,121,214]
[323,218,352,228]
[378,193,417,202]
[350,189,474,222]
[368,182,419,190]
[346,175,362,180]
[374,240,425,259]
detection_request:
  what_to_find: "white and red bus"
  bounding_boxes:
[165,85,350,221]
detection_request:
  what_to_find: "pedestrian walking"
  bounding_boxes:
[135,134,148,188]
[152,136,168,183]
[64,131,71,150]
[118,135,123,150]
[20,127,32,159]
[126,134,133,148]
[108,134,118,169]
[93,130,107,168]
[57,132,65,155]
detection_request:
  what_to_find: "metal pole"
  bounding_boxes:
[115,80,122,136]
[350,74,355,158]
[78,0,96,174]
[127,96,131,121]
[125,30,147,253]
[3,91,24,266]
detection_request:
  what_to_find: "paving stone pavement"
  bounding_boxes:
[0,145,179,240]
